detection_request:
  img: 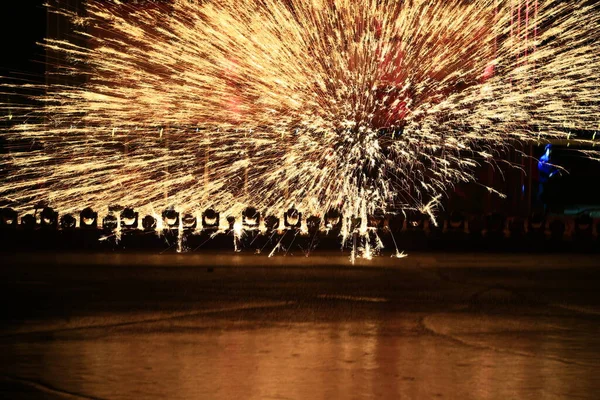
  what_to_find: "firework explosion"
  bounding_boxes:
[1,0,599,241]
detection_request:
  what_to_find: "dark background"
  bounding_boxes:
[0,2,47,81]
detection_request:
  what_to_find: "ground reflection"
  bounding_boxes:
[3,313,599,400]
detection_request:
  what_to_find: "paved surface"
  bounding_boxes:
[1,252,600,399]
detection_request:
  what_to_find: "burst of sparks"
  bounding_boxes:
[1,0,600,258]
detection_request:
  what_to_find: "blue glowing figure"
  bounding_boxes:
[538,144,559,183]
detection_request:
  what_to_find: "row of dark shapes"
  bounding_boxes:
[0,206,598,253]
[0,206,305,231]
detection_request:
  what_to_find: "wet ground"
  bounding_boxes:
[1,252,600,399]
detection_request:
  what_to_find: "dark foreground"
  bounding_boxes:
[1,253,600,400]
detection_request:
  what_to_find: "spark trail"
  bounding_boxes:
[0,0,599,236]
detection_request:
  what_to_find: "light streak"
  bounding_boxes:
[233,221,243,252]
[1,0,599,260]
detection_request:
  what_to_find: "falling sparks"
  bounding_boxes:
[1,0,600,259]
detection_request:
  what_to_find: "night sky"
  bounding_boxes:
[0,2,47,79]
